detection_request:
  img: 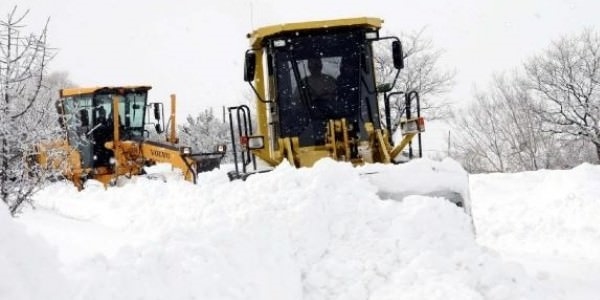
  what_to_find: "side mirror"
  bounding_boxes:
[153,103,161,120]
[244,51,256,82]
[392,41,404,70]
[155,123,163,134]
[80,110,90,127]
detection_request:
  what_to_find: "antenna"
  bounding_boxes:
[249,1,254,29]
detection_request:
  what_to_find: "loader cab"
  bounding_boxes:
[241,18,404,165]
[265,28,377,147]
[59,86,151,169]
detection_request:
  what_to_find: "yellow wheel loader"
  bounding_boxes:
[227,17,470,212]
[37,86,225,190]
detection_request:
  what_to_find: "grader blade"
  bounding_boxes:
[359,158,472,216]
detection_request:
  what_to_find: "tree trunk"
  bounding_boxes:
[1,137,7,205]
[595,141,600,163]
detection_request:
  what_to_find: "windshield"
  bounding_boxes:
[271,29,371,146]
[92,91,147,138]
[62,94,94,167]
[60,89,148,168]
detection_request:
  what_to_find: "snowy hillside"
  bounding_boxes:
[2,159,599,299]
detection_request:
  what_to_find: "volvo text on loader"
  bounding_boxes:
[37,86,225,189]
[227,17,470,212]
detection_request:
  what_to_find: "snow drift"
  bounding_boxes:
[472,163,600,261]
[4,158,572,299]
[0,202,68,299]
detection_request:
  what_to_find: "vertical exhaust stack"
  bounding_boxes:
[112,95,120,148]
[168,94,178,144]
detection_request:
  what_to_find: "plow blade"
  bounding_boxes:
[358,158,472,216]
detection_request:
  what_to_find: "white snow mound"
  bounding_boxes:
[5,158,554,299]
[0,202,69,299]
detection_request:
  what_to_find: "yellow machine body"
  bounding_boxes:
[226,17,471,213]
[231,17,424,173]
[38,86,223,189]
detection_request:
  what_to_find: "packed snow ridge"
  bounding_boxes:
[2,158,599,299]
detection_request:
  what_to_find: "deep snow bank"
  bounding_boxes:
[471,163,600,261]
[0,203,69,299]
[11,158,553,299]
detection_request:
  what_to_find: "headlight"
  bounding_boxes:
[247,136,265,150]
[365,31,379,40]
[216,144,227,153]
[273,39,286,47]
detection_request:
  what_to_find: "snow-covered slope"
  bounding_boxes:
[3,159,598,299]
[471,164,600,299]
[0,204,68,299]
[472,163,600,260]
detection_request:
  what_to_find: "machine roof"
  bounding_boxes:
[59,86,152,98]
[247,17,383,48]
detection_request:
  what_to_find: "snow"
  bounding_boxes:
[471,163,600,299]
[1,159,599,299]
[0,203,68,299]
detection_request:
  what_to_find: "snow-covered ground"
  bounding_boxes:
[1,159,599,299]
[471,164,600,299]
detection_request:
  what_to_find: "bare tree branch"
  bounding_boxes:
[0,6,68,215]
[373,28,455,128]
[524,28,600,160]
[450,70,596,173]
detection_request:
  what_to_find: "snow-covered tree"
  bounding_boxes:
[373,28,455,129]
[450,72,595,173]
[178,108,231,161]
[0,7,63,215]
[524,29,600,162]
[453,73,551,172]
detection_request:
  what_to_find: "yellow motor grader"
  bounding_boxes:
[227,17,470,210]
[37,86,225,189]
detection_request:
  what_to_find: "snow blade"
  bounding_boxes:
[376,189,465,208]
[358,158,472,217]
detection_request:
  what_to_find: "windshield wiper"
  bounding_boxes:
[289,52,313,112]
[86,123,103,136]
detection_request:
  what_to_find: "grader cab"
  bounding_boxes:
[228,18,424,174]
[227,17,469,211]
[38,86,225,189]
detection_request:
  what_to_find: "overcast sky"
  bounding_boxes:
[1,0,599,119]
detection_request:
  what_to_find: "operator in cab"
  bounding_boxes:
[291,57,337,144]
[297,58,337,102]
